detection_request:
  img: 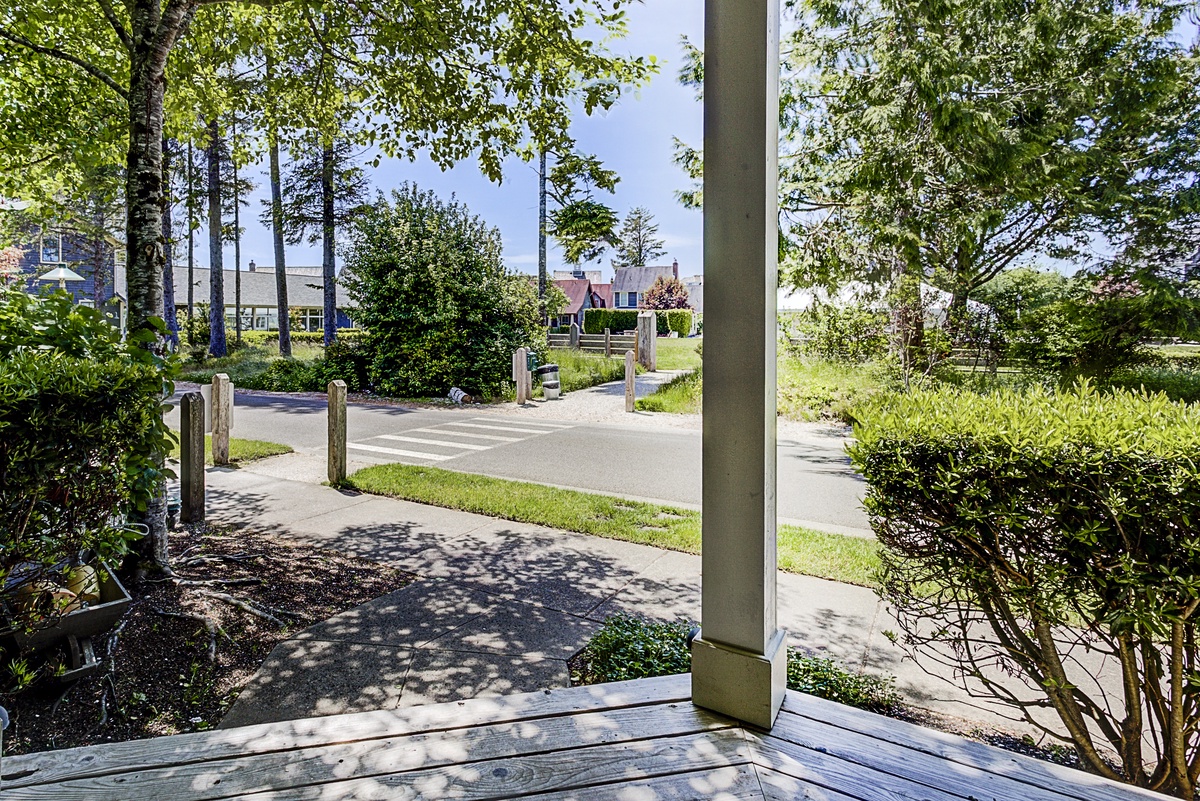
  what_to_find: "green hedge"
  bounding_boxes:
[849,383,1200,788]
[1,289,174,632]
[239,329,365,347]
[583,308,693,336]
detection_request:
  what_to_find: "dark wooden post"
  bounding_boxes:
[605,327,612,357]
[180,392,205,523]
[328,380,347,485]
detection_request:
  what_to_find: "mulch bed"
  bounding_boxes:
[1,524,414,755]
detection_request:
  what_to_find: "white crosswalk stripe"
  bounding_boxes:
[347,443,453,461]
[347,416,574,464]
[377,434,491,451]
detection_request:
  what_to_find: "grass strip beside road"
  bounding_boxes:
[170,435,293,466]
[345,463,879,588]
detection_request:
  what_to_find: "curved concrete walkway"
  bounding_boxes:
[206,461,1043,734]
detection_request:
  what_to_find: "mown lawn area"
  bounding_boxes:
[654,337,703,371]
[345,462,880,587]
[169,435,292,466]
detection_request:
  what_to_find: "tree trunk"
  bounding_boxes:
[321,140,337,346]
[207,117,227,357]
[946,287,969,346]
[538,147,548,321]
[162,137,180,348]
[124,12,176,571]
[269,134,292,357]
[186,139,195,343]
[233,122,242,345]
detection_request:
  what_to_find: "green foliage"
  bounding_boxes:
[0,288,175,631]
[641,276,690,311]
[611,206,665,269]
[636,370,701,414]
[549,199,620,266]
[576,615,902,714]
[343,186,544,399]
[547,348,632,393]
[850,383,1200,793]
[583,308,639,334]
[781,305,888,363]
[777,357,898,423]
[238,329,364,348]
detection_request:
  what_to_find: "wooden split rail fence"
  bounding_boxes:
[548,326,638,360]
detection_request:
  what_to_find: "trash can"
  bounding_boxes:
[535,363,560,400]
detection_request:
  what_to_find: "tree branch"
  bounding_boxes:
[0,26,129,101]
[97,0,133,52]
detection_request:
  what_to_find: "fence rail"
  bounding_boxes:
[548,328,637,359]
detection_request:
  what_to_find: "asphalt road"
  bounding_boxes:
[167,391,870,535]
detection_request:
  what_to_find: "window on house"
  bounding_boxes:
[40,232,61,263]
[300,308,323,332]
[630,292,639,307]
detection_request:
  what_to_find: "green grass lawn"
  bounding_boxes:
[636,370,702,414]
[169,435,293,466]
[654,337,703,371]
[546,348,641,393]
[345,462,880,587]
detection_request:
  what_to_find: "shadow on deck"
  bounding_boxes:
[0,674,1163,800]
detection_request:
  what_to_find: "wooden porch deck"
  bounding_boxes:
[0,674,1164,800]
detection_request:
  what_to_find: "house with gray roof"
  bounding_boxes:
[611,261,679,309]
[174,263,356,332]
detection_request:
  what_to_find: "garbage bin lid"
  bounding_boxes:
[534,363,559,375]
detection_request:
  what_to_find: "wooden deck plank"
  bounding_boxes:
[769,703,1080,801]
[520,766,765,800]
[747,731,976,801]
[234,730,751,801]
[780,691,1165,801]
[0,701,728,801]
[754,766,863,801]
[0,674,693,791]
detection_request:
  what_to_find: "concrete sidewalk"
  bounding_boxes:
[206,460,1019,732]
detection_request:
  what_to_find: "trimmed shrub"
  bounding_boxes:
[661,309,693,337]
[583,308,639,334]
[574,614,902,713]
[0,289,174,632]
[849,383,1200,794]
[236,329,364,348]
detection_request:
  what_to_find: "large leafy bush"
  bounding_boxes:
[343,186,543,399]
[850,384,1200,796]
[0,289,174,630]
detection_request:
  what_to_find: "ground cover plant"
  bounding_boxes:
[0,524,412,754]
[572,614,902,715]
[653,337,703,371]
[546,348,635,393]
[851,383,1200,797]
[636,370,702,414]
[345,464,880,586]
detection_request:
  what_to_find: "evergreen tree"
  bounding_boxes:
[611,206,665,268]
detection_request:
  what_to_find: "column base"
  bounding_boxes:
[690,628,786,729]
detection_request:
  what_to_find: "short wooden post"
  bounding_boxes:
[180,392,205,523]
[569,322,580,349]
[636,310,657,371]
[625,350,636,413]
[328,380,347,485]
[210,373,233,466]
[604,327,612,357]
[515,348,529,404]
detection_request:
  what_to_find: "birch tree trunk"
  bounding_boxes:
[538,147,548,320]
[187,139,195,341]
[207,117,227,357]
[321,140,337,345]
[233,122,242,345]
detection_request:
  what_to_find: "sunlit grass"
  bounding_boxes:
[169,435,292,466]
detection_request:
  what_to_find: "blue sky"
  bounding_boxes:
[223,0,706,283]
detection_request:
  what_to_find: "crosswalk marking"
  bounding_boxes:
[470,417,572,430]
[378,434,491,451]
[348,443,452,461]
[441,422,561,434]
[406,427,521,442]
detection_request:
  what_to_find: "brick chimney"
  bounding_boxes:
[672,259,678,279]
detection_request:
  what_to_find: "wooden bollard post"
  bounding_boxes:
[180,391,205,523]
[515,347,529,404]
[605,327,612,357]
[625,350,636,413]
[211,373,233,466]
[328,380,347,485]
[569,322,580,349]
[636,310,657,371]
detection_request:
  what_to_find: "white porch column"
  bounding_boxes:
[691,0,786,729]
